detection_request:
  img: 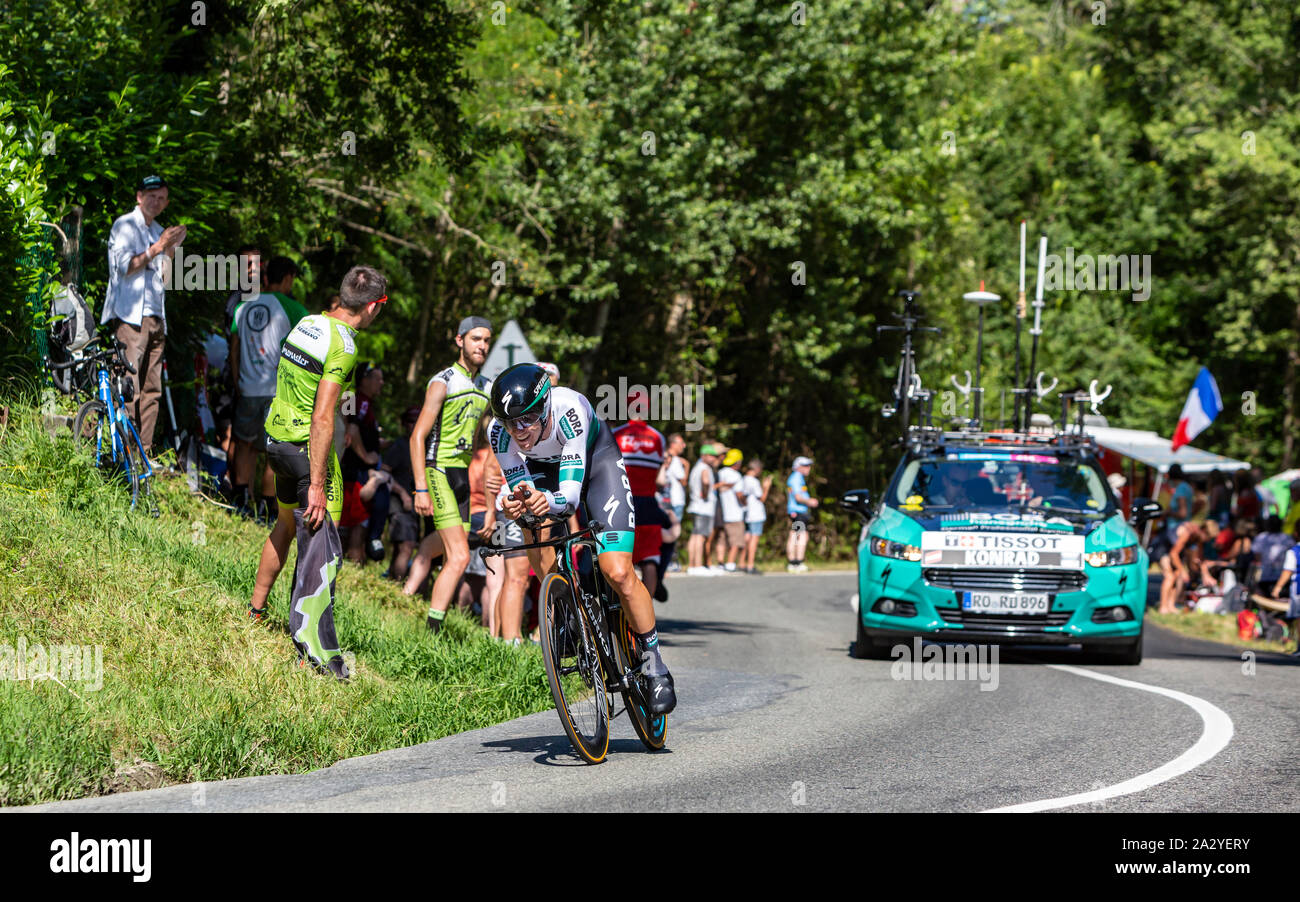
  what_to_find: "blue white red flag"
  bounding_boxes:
[1171,367,1222,451]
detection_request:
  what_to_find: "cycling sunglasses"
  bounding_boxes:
[505,410,545,430]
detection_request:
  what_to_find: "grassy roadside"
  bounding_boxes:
[1146,611,1294,656]
[0,405,555,807]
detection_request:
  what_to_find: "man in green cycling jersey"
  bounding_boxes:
[247,265,387,680]
[403,316,493,633]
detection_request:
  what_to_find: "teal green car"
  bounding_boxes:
[841,434,1160,665]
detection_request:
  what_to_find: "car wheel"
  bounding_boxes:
[1084,630,1143,666]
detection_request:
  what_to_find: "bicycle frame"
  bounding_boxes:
[91,360,153,482]
[483,517,641,700]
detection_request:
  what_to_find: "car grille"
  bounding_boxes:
[937,608,1073,630]
[923,568,1087,594]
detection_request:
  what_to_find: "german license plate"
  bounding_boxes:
[961,592,1049,614]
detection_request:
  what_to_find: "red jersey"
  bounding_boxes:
[612,420,665,496]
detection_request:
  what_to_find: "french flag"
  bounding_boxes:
[1172,367,1222,451]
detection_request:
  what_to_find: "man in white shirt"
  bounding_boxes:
[657,432,688,573]
[101,175,187,455]
[715,448,747,571]
[686,444,720,574]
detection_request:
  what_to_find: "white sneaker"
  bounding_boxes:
[724,562,737,572]
[797,563,810,573]
[687,566,712,576]
[786,563,799,572]
[666,562,682,573]
[709,564,725,573]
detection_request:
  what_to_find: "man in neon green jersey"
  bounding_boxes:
[250,265,387,679]
[404,316,493,633]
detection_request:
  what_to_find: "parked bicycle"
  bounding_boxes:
[481,510,667,764]
[52,340,156,514]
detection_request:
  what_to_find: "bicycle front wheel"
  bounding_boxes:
[119,416,147,511]
[538,573,609,764]
[615,607,668,751]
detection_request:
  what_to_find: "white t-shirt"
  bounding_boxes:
[743,474,766,522]
[666,455,687,508]
[687,460,715,516]
[1283,547,1300,601]
[717,466,745,523]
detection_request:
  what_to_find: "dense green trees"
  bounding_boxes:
[4,0,1298,485]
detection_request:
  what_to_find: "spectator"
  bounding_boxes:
[341,364,385,564]
[715,448,747,572]
[1253,467,1279,517]
[1231,469,1262,526]
[786,455,818,572]
[1165,464,1194,538]
[228,256,308,517]
[613,390,671,600]
[657,433,688,574]
[1284,481,1300,537]
[223,243,263,333]
[741,458,772,575]
[1269,524,1300,656]
[248,264,387,681]
[536,361,560,385]
[381,406,422,582]
[101,174,187,456]
[1254,515,1290,588]
[1156,518,1210,613]
[686,444,720,575]
[404,317,493,634]
[1207,468,1230,527]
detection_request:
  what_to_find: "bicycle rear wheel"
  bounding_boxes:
[615,607,668,750]
[538,573,609,764]
[72,399,109,467]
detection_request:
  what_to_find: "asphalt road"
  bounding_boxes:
[27,571,1300,813]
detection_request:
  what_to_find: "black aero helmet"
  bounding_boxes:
[491,362,552,422]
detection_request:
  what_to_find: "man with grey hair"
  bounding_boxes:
[250,265,387,680]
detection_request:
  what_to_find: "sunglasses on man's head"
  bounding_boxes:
[370,294,388,306]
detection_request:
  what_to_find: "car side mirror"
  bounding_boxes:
[839,489,872,521]
[1129,498,1162,525]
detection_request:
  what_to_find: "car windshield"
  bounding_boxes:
[889,452,1113,515]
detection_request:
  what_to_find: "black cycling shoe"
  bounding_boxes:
[645,670,676,715]
[653,580,669,603]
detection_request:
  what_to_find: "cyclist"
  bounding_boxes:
[488,362,677,714]
[254,264,388,680]
[404,316,493,634]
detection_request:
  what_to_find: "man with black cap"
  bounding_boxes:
[102,174,187,455]
[404,316,494,633]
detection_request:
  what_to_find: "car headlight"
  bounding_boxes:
[870,537,922,562]
[1085,544,1138,567]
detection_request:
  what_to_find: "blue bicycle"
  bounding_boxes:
[54,340,155,513]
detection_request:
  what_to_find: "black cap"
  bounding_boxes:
[137,174,168,192]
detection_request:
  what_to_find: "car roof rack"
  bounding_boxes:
[902,427,1099,457]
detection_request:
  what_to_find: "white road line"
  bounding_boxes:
[984,664,1234,813]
